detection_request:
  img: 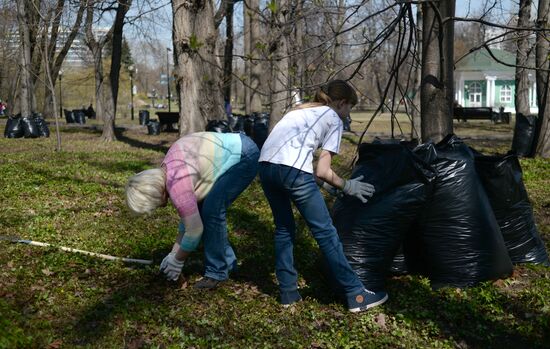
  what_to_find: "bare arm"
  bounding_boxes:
[315,149,345,189]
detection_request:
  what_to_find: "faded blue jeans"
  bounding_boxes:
[180,134,259,281]
[258,162,365,298]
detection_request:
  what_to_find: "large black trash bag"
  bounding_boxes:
[22,116,39,138]
[33,115,50,138]
[332,143,436,291]
[243,113,254,137]
[252,113,269,149]
[231,113,246,133]
[72,109,86,124]
[147,120,160,135]
[206,119,232,133]
[139,110,150,125]
[64,109,75,124]
[408,135,513,288]
[511,113,536,157]
[475,153,549,265]
[4,115,24,138]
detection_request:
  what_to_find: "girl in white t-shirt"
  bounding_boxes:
[258,80,388,312]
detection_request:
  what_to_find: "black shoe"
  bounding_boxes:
[194,276,222,290]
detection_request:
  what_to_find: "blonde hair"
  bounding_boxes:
[125,168,167,215]
[295,80,358,110]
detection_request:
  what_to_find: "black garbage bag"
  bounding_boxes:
[139,110,150,125]
[4,115,24,138]
[72,109,86,124]
[243,114,254,137]
[232,113,246,133]
[33,116,50,138]
[511,113,536,157]
[408,134,513,288]
[252,113,269,149]
[206,119,232,133]
[147,120,160,135]
[475,153,549,265]
[64,109,75,124]
[332,143,436,291]
[21,116,39,138]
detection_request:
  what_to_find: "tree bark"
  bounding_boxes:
[222,0,234,103]
[411,5,422,140]
[515,0,533,117]
[43,0,86,118]
[268,0,290,129]
[244,0,263,113]
[420,0,455,143]
[173,0,225,135]
[101,0,132,142]
[16,0,32,117]
[533,0,550,157]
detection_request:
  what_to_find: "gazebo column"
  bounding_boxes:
[485,76,496,108]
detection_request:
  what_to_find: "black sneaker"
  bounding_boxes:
[347,289,388,313]
[194,276,222,290]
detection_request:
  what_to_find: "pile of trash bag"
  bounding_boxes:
[331,134,547,291]
[4,113,50,138]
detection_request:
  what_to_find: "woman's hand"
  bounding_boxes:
[160,252,185,281]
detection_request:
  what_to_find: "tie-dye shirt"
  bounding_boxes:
[162,132,242,251]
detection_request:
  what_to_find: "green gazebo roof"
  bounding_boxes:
[455,48,515,72]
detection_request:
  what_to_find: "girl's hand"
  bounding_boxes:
[342,175,375,203]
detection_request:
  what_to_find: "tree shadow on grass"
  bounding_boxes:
[383,275,550,349]
[115,128,173,153]
[227,205,347,305]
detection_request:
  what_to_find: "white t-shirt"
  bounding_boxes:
[259,105,343,173]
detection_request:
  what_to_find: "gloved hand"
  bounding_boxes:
[160,252,185,281]
[321,181,341,197]
[342,175,375,203]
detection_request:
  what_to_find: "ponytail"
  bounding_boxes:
[293,80,357,111]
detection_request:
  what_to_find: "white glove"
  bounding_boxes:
[160,252,185,281]
[321,181,341,197]
[342,175,375,203]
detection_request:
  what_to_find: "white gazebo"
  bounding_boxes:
[454,49,538,114]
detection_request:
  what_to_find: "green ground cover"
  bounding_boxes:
[0,124,548,348]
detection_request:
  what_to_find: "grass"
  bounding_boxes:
[0,122,549,348]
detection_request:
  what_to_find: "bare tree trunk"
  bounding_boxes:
[100,0,131,142]
[244,0,263,114]
[16,0,32,117]
[411,5,422,140]
[331,0,346,79]
[84,1,113,124]
[533,0,550,157]
[420,0,455,143]
[43,0,86,118]
[515,0,533,117]
[269,0,290,129]
[173,0,225,135]
[291,0,305,90]
[222,0,234,103]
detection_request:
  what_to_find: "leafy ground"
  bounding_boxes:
[0,119,549,349]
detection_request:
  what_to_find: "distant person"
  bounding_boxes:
[125,132,259,289]
[224,98,232,117]
[0,100,7,116]
[258,80,388,312]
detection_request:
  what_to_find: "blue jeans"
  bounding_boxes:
[182,134,259,281]
[258,162,365,297]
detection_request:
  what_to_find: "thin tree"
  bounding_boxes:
[16,0,32,117]
[533,0,550,157]
[420,0,455,143]
[515,0,533,118]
